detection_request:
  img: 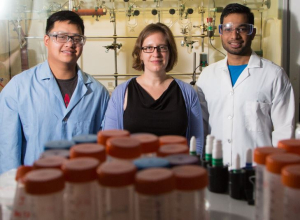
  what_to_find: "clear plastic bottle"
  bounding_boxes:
[131,133,159,157]
[70,143,106,164]
[97,161,137,220]
[278,139,300,155]
[263,153,300,220]
[281,164,300,220]
[158,135,188,146]
[62,158,100,220]
[33,156,67,170]
[24,169,65,220]
[11,166,32,220]
[97,129,130,147]
[106,137,141,162]
[253,147,286,220]
[295,123,300,139]
[135,168,175,220]
[172,165,208,220]
[157,144,189,157]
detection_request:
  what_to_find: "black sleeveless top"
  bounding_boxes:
[123,78,188,136]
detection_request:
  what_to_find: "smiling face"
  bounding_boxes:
[140,32,169,75]
[220,13,255,57]
[44,20,83,69]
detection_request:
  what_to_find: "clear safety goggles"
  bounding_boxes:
[47,32,86,46]
[218,23,254,35]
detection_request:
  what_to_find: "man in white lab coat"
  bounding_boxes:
[196,3,295,168]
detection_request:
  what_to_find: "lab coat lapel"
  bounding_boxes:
[233,68,250,89]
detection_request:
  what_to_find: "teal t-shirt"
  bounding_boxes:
[228,64,248,86]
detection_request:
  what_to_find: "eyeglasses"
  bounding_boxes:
[47,32,86,46]
[219,23,254,35]
[141,45,169,53]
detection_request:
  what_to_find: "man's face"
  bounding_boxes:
[44,21,84,67]
[220,13,255,56]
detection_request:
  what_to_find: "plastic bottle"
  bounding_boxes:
[229,153,245,200]
[106,137,141,162]
[97,161,137,220]
[243,149,255,204]
[281,164,300,220]
[97,129,130,147]
[72,134,98,144]
[189,136,197,156]
[201,135,214,168]
[295,123,300,139]
[44,140,75,150]
[131,133,159,157]
[24,169,65,220]
[278,139,300,155]
[62,158,100,220]
[11,166,32,220]
[33,156,67,170]
[158,135,188,146]
[172,165,208,220]
[70,143,106,164]
[135,168,175,220]
[253,146,286,220]
[165,154,199,167]
[133,157,170,170]
[39,149,70,159]
[157,144,189,157]
[263,153,300,220]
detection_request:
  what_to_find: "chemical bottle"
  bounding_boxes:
[165,154,199,167]
[106,137,141,162]
[158,135,188,146]
[135,168,175,220]
[201,134,214,168]
[278,139,300,155]
[70,143,106,164]
[11,166,32,220]
[72,134,98,144]
[131,133,159,157]
[33,156,67,170]
[263,153,300,220]
[97,129,130,147]
[24,169,65,220]
[62,158,99,220]
[97,161,137,220]
[157,144,189,157]
[172,165,208,220]
[253,146,286,220]
[133,157,170,170]
[281,164,300,220]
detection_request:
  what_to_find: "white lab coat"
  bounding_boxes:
[196,52,295,168]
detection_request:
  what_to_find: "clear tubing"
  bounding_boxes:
[28,191,64,220]
[263,171,284,220]
[98,185,134,220]
[173,190,206,220]
[254,164,264,220]
[136,192,173,220]
[283,187,300,220]
[64,181,98,220]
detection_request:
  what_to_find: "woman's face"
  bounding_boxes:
[140,32,169,75]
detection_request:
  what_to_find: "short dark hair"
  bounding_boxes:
[132,23,177,72]
[45,11,85,35]
[220,3,254,25]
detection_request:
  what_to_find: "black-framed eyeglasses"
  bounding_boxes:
[47,32,86,46]
[141,45,169,53]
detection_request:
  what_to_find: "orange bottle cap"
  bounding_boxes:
[278,139,300,155]
[266,153,300,174]
[131,133,159,154]
[97,129,130,146]
[106,137,141,159]
[282,164,300,189]
[33,156,67,170]
[97,161,137,187]
[157,144,189,157]
[159,135,188,146]
[135,168,175,195]
[254,146,286,165]
[62,157,99,183]
[172,165,208,191]
[15,166,33,182]
[24,169,65,195]
[70,143,106,163]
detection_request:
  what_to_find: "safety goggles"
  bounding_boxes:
[218,23,254,35]
[47,32,86,46]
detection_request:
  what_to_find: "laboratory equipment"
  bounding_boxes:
[130,133,159,157]
[97,129,130,147]
[72,134,98,144]
[165,154,199,167]
[201,134,214,168]
[278,139,300,155]
[97,161,137,220]
[158,135,188,146]
[33,156,67,170]
[229,153,245,200]
[44,140,75,150]
[157,144,189,157]
[133,157,170,170]
[189,136,197,156]
[70,143,106,164]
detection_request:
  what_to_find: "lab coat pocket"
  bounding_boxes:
[244,101,271,132]
[73,120,93,135]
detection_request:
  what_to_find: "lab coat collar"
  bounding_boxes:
[218,51,261,70]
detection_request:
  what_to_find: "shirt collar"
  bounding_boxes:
[219,51,261,69]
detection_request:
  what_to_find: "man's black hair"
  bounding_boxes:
[45,11,84,34]
[220,3,254,25]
